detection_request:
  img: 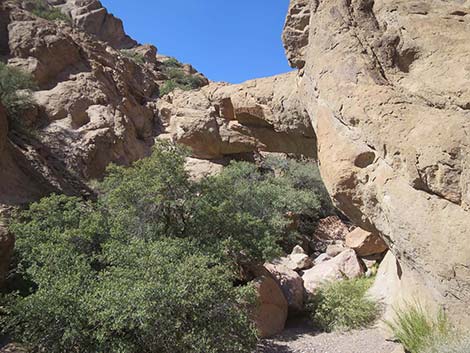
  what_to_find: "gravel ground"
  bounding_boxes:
[257,320,401,353]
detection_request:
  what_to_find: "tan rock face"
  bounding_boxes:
[368,251,439,331]
[284,0,470,325]
[48,0,137,49]
[282,0,310,69]
[302,249,364,295]
[252,271,288,338]
[157,72,316,159]
[0,2,160,207]
[345,228,388,257]
[265,262,304,315]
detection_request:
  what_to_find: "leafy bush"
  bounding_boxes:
[190,160,323,265]
[306,277,379,332]
[0,62,36,126]
[162,57,182,68]
[28,0,70,22]
[262,156,335,234]
[158,58,206,95]
[3,195,256,353]
[1,142,329,352]
[100,142,324,267]
[386,304,451,353]
[120,50,145,65]
[159,79,179,96]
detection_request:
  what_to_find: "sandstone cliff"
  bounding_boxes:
[283,0,470,325]
[0,0,315,209]
[48,0,137,49]
[2,0,470,331]
[157,72,316,160]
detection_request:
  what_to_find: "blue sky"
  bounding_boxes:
[101,0,293,83]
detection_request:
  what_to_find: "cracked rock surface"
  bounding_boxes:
[283,0,470,325]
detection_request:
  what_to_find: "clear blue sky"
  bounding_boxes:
[101,0,293,83]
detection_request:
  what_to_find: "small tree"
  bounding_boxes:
[0,62,36,127]
[2,143,331,352]
[4,194,257,353]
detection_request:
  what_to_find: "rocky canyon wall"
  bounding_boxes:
[2,0,470,329]
[0,1,315,206]
[283,0,470,325]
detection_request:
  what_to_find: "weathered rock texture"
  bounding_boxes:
[368,251,438,332]
[302,249,364,295]
[252,269,289,338]
[156,72,316,159]
[48,0,137,49]
[1,0,162,207]
[284,0,470,325]
[265,262,305,315]
[345,228,388,257]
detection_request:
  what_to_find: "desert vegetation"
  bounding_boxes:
[0,62,36,129]
[386,303,452,353]
[159,58,207,95]
[119,50,146,65]
[0,142,331,353]
[306,277,379,332]
[28,0,70,22]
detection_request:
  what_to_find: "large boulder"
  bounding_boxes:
[284,0,470,326]
[252,270,288,338]
[368,251,438,331]
[265,262,305,315]
[156,72,316,159]
[302,249,364,295]
[345,228,388,257]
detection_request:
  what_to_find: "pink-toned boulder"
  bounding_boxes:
[252,271,288,338]
[313,253,331,265]
[302,249,364,295]
[265,262,305,314]
[326,244,347,257]
[346,228,388,257]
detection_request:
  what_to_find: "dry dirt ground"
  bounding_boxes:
[257,320,401,353]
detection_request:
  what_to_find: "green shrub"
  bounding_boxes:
[100,142,193,242]
[28,0,70,22]
[120,50,145,65]
[190,160,324,265]
[159,79,179,96]
[386,304,451,353]
[426,336,470,353]
[306,277,379,332]
[158,58,206,95]
[3,195,256,353]
[0,62,36,127]
[2,142,329,352]
[162,57,183,68]
[100,142,324,267]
